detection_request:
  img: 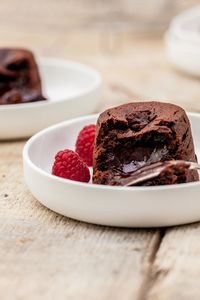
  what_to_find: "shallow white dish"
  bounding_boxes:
[0,58,101,139]
[23,113,200,227]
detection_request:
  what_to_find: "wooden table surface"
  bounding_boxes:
[1,1,200,299]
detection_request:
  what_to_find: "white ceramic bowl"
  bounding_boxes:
[165,5,200,76]
[165,31,200,76]
[23,113,200,227]
[170,5,200,44]
[0,58,101,140]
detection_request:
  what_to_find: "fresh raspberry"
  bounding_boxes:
[52,149,90,183]
[75,124,96,166]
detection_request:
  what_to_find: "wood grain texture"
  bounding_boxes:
[146,224,200,300]
[0,141,157,300]
[0,0,200,299]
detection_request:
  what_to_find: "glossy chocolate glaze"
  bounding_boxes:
[111,146,169,175]
[117,160,191,186]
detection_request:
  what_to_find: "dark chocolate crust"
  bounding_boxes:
[0,48,46,104]
[93,101,199,186]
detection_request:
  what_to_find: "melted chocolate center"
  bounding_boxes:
[108,145,169,180]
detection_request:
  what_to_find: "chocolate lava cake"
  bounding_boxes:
[93,101,199,186]
[0,48,46,104]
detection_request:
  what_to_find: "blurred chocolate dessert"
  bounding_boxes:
[0,48,46,104]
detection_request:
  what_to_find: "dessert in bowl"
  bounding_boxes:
[23,101,200,227]
[0,48,101,139]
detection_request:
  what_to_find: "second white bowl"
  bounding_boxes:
[0,58,101,139]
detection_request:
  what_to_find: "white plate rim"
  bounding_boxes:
[169,4,200,43]
[0,57,102,111]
